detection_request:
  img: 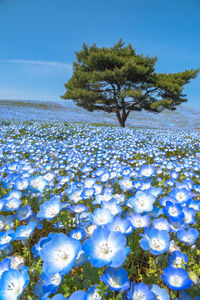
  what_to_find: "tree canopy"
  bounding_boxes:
[62,40,199,127]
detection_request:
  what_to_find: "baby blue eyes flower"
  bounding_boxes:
[37,198,63,220]
[40,233,81,275]
[11,222,36,241]
[100,267,130,291]
[126,282,155,300]
[162,267,192,290]
[127,213,150,229]
[150,284,170,300]
[177,227,199,245]
[140,165,155,177]
[28,175,48,193]
[82,227,130,268]
[168,251,188,268]
[140,228,170,255]
[0,266,29,300]
[90,208,113,226]
[127,191,156,213]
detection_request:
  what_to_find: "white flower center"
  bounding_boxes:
[169,275,183,287]
[150,238,165,251]
[96,241,113,259]
[169,207,178,217]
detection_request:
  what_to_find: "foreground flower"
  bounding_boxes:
[40,233,81,275]
[177,227,199,245]
[140,228,170,255]
[126,282,155,300]
[162,267,192,290]
[82,227,130,268]
[0,266,29,300]
[100,267,130,291]
[37,197,63,220]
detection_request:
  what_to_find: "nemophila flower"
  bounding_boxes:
[98,171,110,183]
[51,294,68,300]
[100,267,130,292]
[15,205,33,221]
[0,258,11,279]
[70,204,89,214]
[140,228,170,255]
[140,165,155,177]
[69,228,85,240]
[169,187,190,205]
[140,181,152,191]
[151,218,170,232]
[187,199,200,211]
[177,227,199,245]
[86,286,102,300]
[162,267,192,290]
[182,207,196,225]
[0,266,29,300]
[119,177,133,191]
[168,251,188,268]
[170,171,179,180]
[13,177,30,191]
[40,233,81,275]
[90,208,113,226]
[83,177,96,188]
[0,229,14,250]
[0,215,14,230]
[92,183,103,195]
[69,290,86,300]
[2,197,22,212]
[28,175,48,193]
[126,191,156,213]
[82,188,95,199]
[148,186,163,197]
[82,227,130,268]
[37,198,62,220]
[11,221,36,240]
[67,189,83,203]
[106,216,132,235]
[127,213,150,229]
[42,272,63,294]
[126,282,155,300]
[101,199,123,216]
[163,201,184,222]
[150,284,170,300]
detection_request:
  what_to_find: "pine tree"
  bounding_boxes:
[62,40,199,127]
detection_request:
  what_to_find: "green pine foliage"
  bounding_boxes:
[62,40,199,127]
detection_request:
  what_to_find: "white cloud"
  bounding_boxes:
[0,59,72,70]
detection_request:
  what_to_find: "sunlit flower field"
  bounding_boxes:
[0,120,200,300]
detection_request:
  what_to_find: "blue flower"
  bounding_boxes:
[90,208,113,226]
[162,267,192,290]
[163,201,184,222]
[126,191,156,213]
[150,284,170,300]
[100,267,130,291]
[168,251,188,268]
[177,227,199,245]
[127,213,150,229]
[40,233,81,275]
[140,228,170,255]
[0,266,29,300]
[82,227,130,268]
[126,282,155,300]
[37,197,63,220]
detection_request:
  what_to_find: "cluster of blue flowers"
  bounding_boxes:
[0,121,200,299]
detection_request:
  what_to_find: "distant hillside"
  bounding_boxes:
[0,99,200,129]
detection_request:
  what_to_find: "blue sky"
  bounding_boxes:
[0,0,199,108]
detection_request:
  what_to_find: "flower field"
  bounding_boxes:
[0,120,200,299]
